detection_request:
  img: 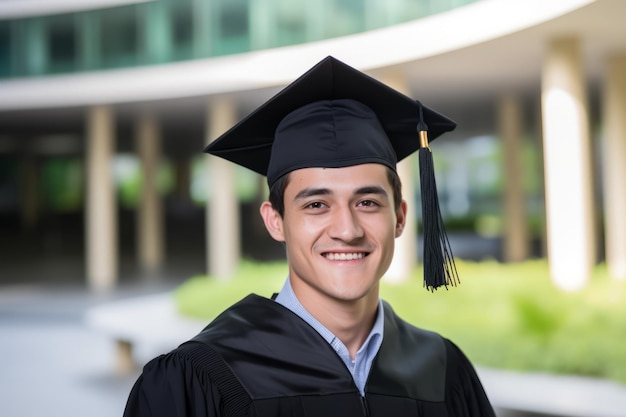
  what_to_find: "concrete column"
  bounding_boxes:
[378,72,415,284]
[86,105,118,291]
[499,95,529,262]
[206,98,240,279]
[533,98,549,259]
[135,113,164,273]
[541,37,595,291]
[602,55,626,281]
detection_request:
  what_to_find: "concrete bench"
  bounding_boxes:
[86,293,626,416]
[479,367,626,417]
[84,293,206,373]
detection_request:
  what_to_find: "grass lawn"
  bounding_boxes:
[175,259,626,385]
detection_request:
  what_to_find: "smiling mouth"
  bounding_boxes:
[322,252,368,261]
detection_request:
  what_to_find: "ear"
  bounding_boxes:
[260,201,286,242]
[395,200,408,238]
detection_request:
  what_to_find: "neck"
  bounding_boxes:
[330,302,378,360]
[295,286,379,360]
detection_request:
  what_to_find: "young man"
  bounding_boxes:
[123,56,495,417]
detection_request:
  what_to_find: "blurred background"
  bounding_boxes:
[1,0,626,416]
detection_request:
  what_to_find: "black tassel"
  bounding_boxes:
[415,101,459,291]
[418,136,459,291]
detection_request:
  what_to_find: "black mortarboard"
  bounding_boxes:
[204,56,459,290]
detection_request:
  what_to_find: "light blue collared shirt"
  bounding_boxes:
[274,277,384,396]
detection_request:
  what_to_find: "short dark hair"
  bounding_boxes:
[268,166,403,217]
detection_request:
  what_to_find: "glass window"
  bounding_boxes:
[395,0,430,23]
[215,0,250,55]
[170,1,194,60]
[325,0,365,37]
[47,15,76,73]
[100,6,139,68]
[0,21,11,77]
[274,0,306,46]
[220,0,248,38]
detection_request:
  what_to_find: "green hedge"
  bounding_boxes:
[175,259,626,385]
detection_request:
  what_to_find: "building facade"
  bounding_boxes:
[1,0,625,291]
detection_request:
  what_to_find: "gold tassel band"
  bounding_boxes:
[419,130,430,150]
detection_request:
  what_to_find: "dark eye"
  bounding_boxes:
[358,200,378,207]
[305,201,325,209]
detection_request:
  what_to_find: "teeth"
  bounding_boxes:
[324,253,365,261]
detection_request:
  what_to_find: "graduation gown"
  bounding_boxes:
[124,294,495,417]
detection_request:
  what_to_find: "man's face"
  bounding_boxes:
[261,164,406,306]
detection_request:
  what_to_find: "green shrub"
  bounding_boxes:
[175,260,287,319]
[175,259,626,385]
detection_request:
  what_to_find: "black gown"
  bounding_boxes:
[124,294,495,417]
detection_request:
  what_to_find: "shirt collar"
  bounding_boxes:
[274,277,384,351]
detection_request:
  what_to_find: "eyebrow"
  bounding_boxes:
[293,187,331,201]
[355,186,388,199]
[293,185,388,201]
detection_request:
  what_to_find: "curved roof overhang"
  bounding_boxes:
[0,0,624,115]
[0,0,153,19]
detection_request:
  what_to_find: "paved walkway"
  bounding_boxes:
[0,282,173,417]
[3,281,626,417]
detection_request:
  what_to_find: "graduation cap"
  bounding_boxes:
[204,56,459,291]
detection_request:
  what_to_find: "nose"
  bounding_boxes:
[327,205,364,242]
